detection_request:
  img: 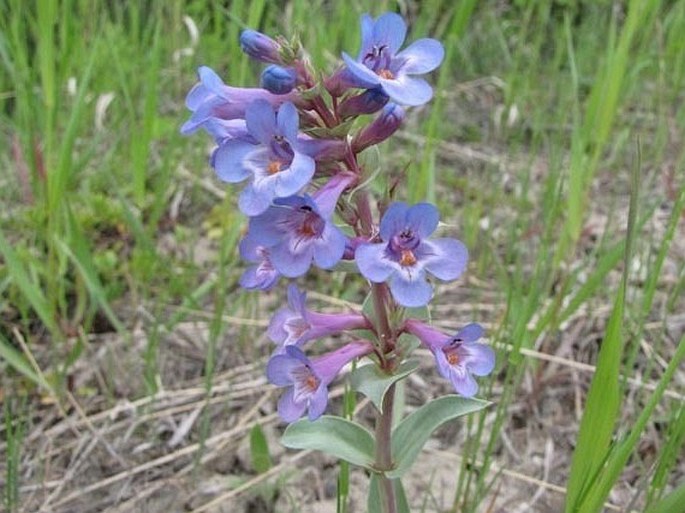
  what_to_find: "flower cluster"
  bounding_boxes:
[183,12,495,422]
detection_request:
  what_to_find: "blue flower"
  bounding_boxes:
[238,237,280,291]
[181,66,295,136]
[355,202,467,307]
[242,174,354,278]
[406,320,495,396]
[266,342,373,422]
[268,284,369,351]
[342,12,444,106]
[212,100,315,216]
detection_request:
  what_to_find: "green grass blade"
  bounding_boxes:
[581,333,685,513]
[646,481,685,513]
[0,332,50,391]
[0,229,60,337]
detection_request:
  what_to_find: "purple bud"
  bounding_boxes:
[352,103,405,152]
[240,29,282,64]
[260,65,298,95]
[338,88,389,118]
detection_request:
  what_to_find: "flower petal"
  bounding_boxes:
[245,100,277,145]
[246,208,287,246]
[213,139,256,183]
[454,323,483,343]
[268,307,293,344]
[388,270,433,308]
[307,384,329,421]
[313,225,347,269]
[395,38,444,74]
[271,242,314,278]
[448,366,479,397]
[372,12,406,54]
[379,75,433,106]
[379,202,410,241]
[287,284,308,313]
[359,14,374,57]
[266,354,300,386]
[406,203,439,238]
[342,52,382,88]
[355,243,395,282]
[422,238,468,281]
[278,388,307,422]
[462,343,495,376]
[197,66,226,95]
[238,183,273,216]
[276,102,299,142]
[274,151,315,197]
[239,265,278,291]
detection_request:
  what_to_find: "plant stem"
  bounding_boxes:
[375,382,397,513]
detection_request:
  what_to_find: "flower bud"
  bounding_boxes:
[260,65,298,95]
[338,88,389,119]
[239,29,282,64]
[352,103,405,152]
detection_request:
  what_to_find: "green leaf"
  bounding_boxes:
[0,332,51,391]
[389,395,490,478]
[368,475,411,513]
[646,482,685,513]
[281,416,375,469]
[249,424,272,473]
[350,359,419,412]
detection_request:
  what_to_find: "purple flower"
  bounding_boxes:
[268,284,369,350]
[243,174,353,277]
[338,87,389,118]
[238,237,280,290]
[260,65,298,95]
[342,12,444,106]
[181,66,295,136]
[267,341,374,422]
[351,103,404,152]
[239,29,282,64]
[212,100,315,216]
[355,202,467,307]
[406,320,495,396]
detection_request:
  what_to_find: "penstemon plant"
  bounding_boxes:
[183,12,496,512]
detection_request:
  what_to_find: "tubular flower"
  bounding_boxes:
[239,29,283,64]
[266,341,374,422]
[405,320,495,396]
[212,100,315,216]
[342,12,444,106]
[268,284,369,351]
[238,237,280,291]
[352,102,404,152]
[355,202,468,308]
[242,173,353,277]
[181,66,296,136]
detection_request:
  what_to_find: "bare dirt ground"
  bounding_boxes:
[2,86,684,513]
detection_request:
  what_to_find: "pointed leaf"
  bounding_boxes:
[350,359,419,412]
[388,395,490,478]
[250,424,273,473]
[281,416,375,469]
